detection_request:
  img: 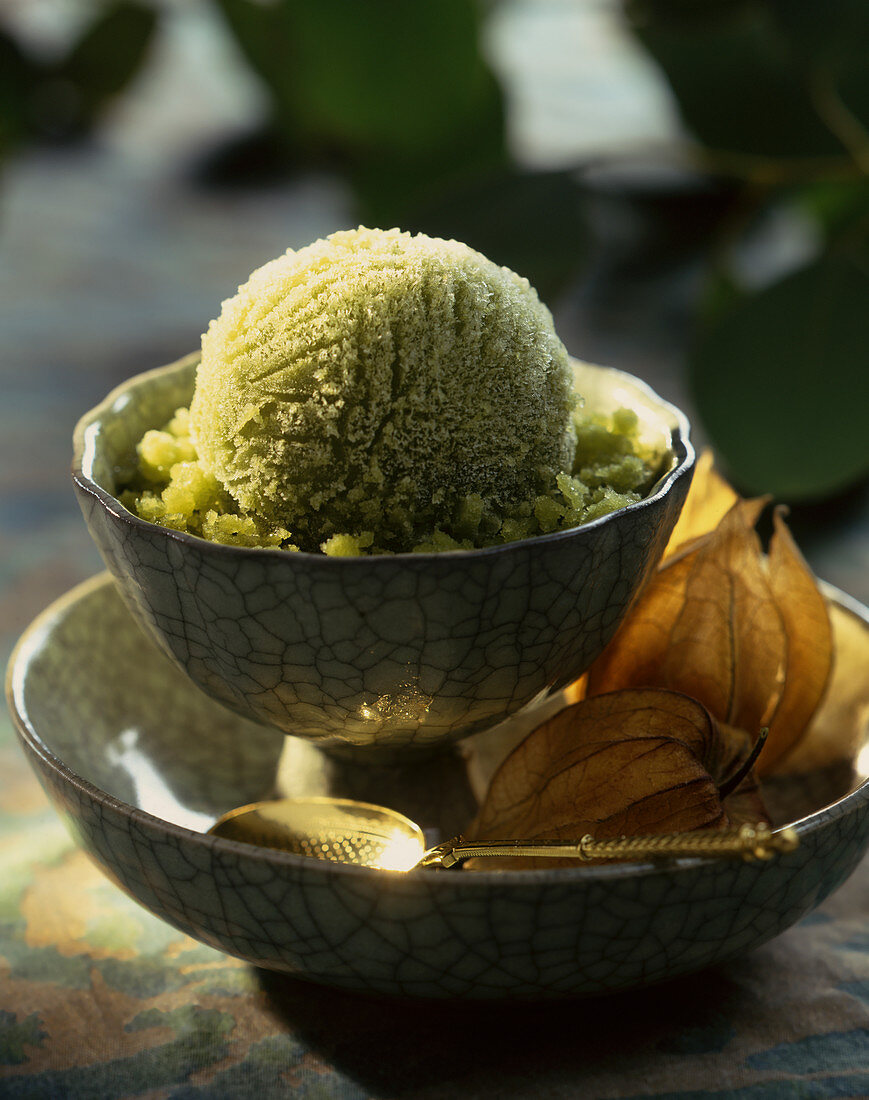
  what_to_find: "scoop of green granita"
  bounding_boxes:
[120,228,662,554]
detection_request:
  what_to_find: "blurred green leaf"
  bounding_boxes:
[837,61,869,127]
[794,179,869,240]
[211,0,506,223]
[627,0,848,160]
[773,0,869,172]
[212,0,505,157]
[58,1,158,133]
[690,247,869,499]
[0,28,40,154]
[406,170,588,304]
[770,0,869,65]
[697,263,745,325]
[348,73,505,226]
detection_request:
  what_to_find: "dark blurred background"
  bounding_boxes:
[2,0,868,626]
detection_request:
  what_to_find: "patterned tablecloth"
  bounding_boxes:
[2,11,869,1092]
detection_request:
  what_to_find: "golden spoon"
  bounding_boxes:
[208,796,799,872]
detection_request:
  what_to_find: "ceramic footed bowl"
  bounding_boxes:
[7,574,869,1000]
[72,354,693,755]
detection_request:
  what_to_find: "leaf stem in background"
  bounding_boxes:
[689,146,859,187]
[718,727,769,798]
[570,140,857,189]
[809,63,869,177]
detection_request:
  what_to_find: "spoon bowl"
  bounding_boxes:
[210,797,426,872]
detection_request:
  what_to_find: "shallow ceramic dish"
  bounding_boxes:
[72,354,693,756]
[8,574,869,1000]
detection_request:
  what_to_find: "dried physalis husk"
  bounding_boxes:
[584,496,834,777]
[762,509,835,773]
[778,598,869,776]
[663,449,739,557]
[566,451,741,708]
[468,454,855,857]
[467,689,769,868]
[587,500,780,734]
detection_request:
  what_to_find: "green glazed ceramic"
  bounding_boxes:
[7,575,869,999]
[71,355,693,756]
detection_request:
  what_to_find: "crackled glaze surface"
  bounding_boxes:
[72,356,693,754]
[8,576,869,999]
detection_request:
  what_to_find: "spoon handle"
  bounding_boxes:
[414,822,799,870]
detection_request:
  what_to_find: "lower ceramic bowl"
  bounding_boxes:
[8,574,869,999]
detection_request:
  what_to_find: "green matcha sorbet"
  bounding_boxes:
[120,228,662,555]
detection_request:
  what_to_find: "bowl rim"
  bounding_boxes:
[71,353,695,565]
[7,572,869,889]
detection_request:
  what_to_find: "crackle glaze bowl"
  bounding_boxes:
[7,574,869,999]
[72,354,693,756]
